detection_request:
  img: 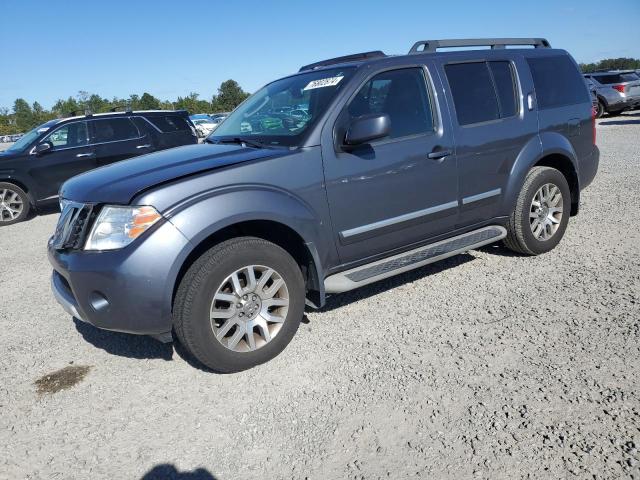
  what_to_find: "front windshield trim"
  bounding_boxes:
[208,66,356,148]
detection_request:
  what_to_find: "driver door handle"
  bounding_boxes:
[427,149,452,160]
[76,153,94,158]
[136,144,151,149]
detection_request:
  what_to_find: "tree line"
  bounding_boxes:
[0,79,250,135]
[579,57,640,73]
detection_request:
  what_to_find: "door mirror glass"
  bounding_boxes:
[344,113,390,146]
[34,142,52,154]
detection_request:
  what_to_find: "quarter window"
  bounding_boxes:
[91,118,140,143]
[44,122,89,149]
[348,68,434,139]
[148,115,191,132]
[527,55,590,109]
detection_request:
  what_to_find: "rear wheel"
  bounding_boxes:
[503,167,571,255]
[595,100,605,119]
[0,182,30,226]
[173,237,306,372]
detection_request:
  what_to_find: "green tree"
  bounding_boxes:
[212,80,250,113]
[580,57,640,73]
[174,92,210,114]
[14,99,34,131]
[137,92,161,110]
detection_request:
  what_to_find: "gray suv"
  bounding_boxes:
[49,38,599,372]
[584,70,640,117]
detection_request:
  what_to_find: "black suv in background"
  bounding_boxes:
[0,110,197,225]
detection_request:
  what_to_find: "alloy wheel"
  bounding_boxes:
[529,183,563,241]
[0,188,24,223]
[209,265,290,352]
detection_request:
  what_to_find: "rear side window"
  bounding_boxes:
[527,55,589,109]
[445,63,498,125]
[489,61,518,118]
[148,115,191,132]
[91,118,140,143]
[348,68,434,139]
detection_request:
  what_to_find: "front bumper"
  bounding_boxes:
[48,219,191,337]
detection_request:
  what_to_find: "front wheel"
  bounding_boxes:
[0,182,30,226]
[173,237,306,372]
[503,167,571,255]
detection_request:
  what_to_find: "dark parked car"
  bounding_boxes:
[0,110,197,225]
[49,38,598,372]
[584,70,640,118]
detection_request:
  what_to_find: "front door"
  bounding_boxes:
[322,66,459,265]
[28,120,96,199]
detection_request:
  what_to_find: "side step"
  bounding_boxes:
[324,225,506,293]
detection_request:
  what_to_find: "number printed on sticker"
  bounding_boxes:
[303,76,344,91]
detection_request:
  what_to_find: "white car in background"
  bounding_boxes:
[191,117,217,138]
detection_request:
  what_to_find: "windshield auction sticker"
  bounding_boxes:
[303,76,344,91]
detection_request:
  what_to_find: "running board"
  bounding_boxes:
[324,225,507,293]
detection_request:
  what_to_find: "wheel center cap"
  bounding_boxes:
[238,294,262,320]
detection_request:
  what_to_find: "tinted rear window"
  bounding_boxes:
[593,73,640,84]
[489,61,518,118]
[91,118,140,143]
[445,62,499,125]
[148,115,191,132]
[527,55,589,109]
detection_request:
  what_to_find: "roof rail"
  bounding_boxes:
[409,38,551,54]
[299,51,386,72]
[65,109,92,117]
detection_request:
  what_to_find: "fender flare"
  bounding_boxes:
[502,132,579,215]
[162,185,329,310]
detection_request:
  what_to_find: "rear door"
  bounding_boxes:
[437,54,539,226]
[28,120,96,199]
[89,117,151,167]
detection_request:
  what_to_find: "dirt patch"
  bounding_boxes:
[34,365,92,395]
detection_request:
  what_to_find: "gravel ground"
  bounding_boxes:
[1,113,639,480]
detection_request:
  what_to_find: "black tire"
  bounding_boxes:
[595,100,605,119]
[174,237,305,373]
[503,167,571,256]
[0,182,31,226]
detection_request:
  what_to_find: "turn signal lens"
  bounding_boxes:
[129,206,162,239]
[612,84,625,93]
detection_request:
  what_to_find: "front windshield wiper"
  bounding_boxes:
[207,137,268,149]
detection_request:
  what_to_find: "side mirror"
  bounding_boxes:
[344,113,390,147]
[35,142,53,155]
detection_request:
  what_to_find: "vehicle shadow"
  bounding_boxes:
[315,253,476,313]
[599,118,640,126]
[73,318,174,361]
[141,464,219,479]
[36,202,60,216]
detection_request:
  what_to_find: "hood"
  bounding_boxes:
[60,143,284,204]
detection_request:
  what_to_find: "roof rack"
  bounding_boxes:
[299,50,386,72]
[65,109,92,117]
[409,38,551,54]
[109,104,133,113]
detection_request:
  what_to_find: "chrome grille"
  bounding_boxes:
[51,202,94,250]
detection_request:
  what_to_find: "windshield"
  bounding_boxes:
[4,120,59,153]
[210,67,355,147]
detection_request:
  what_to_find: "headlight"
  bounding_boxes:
[84,205,162,251]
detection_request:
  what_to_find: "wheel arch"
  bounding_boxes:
[0,177,36,207]
[171,219,325,311]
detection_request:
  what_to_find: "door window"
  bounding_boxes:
[347,68,434,139]
[91,118,140,144]
[44,122,89,149]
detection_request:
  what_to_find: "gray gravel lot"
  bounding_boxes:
[1,113,639,479]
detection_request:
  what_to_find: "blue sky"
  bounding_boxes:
[1,0,639,110]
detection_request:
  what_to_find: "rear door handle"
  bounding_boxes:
[136,144,151,149]
[76,153,94,158]
[427,149,452,160]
